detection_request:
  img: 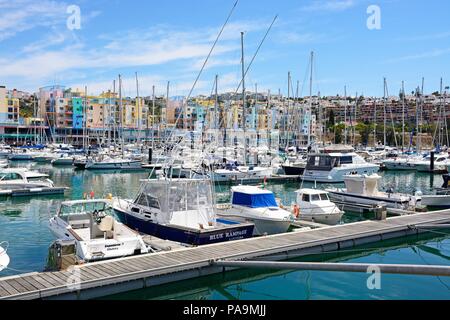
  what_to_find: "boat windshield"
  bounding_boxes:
[320,193,329,201]
[310,194,321,202]
[0,172,22,181]
[59,201,110,216]
[136,179,215,214]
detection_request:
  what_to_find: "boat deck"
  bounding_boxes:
[1,210,450,300]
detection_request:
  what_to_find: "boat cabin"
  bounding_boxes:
[305,153,363,171]
[0,169,49,183]
[296,189,332,203]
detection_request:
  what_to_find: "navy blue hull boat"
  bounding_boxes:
[112,179,254,246]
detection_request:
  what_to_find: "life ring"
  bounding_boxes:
[293,204,300,218]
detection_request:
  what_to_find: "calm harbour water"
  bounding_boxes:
[0,162,449,299]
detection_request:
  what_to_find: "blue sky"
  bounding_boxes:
[0,0,449,97]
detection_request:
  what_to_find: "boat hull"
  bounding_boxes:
[327,190,410,209]
[113,207,254,246]
[85,160,142,170]
[302,166,379,183]
[282,165,305,176]
[216,212,291,236]
[421,195,450,208]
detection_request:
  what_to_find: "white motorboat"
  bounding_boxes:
[0,168,56,189]
[33,152,59,163]
[292,189,343,225]
[85,155,142,170]
[48,199,149,262]
[0,242,10,272]
[302,153,379,183]
[8,148,36,161]
[211,166,273,183]
[216,185,292,235]
[420,174,450,208]
[51,155,75,166]
[326,173,421,210]
[382,156,420,170]
[415,153,449,173]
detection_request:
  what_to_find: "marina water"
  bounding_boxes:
[1,162,449,299]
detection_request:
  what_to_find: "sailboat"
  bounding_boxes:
[209,32,273,183]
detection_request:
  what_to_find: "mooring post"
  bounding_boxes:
[430,151,435,172]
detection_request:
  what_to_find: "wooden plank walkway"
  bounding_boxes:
[1,210,450,300]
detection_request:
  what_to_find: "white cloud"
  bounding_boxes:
[385,48,450,63]
[0,0,68,42]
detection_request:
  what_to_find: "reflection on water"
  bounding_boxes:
[103,234,450,300]
[0,163,449,299]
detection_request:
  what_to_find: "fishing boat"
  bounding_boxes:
[302,153,379,183]
[48,199,148,262]
[112,179,254,246]
[292,189,343,225]
[326,173,421,210]
[0,242,9,272]
[216,185,292,235]
[0,168,56,189]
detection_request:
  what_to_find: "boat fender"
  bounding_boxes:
[293,205,300,218]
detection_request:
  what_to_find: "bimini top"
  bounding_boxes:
[231,186,278,208]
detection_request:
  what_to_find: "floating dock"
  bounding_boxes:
[0,187,67,197]
[1,210,450,300]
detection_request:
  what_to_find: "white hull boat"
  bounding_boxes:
[302,153,379,183]
[216,185,292,235]
[211,166,273,183]
[0,168,56,190]
[292,189,343,225]
[85,158,142,170]
[48,200,148,262]
[326,174,421,210]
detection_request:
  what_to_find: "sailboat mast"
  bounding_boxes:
[215,75,219,146]
[401,81,405,152]
[344,85,347,145]
[135,72,141,145]
[84,85,87,151]
[152,85,155,150]
[308,51,313,147]
[112,80,116,145]
[241,31,247,166]
[119,74,124,155]
[383,78,387,146]
[373,95,377,147]
[286,71,291,148]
